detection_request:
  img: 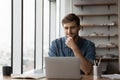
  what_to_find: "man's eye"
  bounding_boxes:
[64,27,68,29]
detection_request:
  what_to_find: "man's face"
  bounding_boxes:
[63,21,80,39]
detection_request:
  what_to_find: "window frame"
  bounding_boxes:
[12,0,73,74]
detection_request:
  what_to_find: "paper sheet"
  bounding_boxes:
[11,73,46,79]
[102,74,120,79]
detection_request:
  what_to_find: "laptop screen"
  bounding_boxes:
[45,57,81,79]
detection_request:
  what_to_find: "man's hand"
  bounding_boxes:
[65,37,77,49]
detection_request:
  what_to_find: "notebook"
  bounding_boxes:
[11,69,46,79]
[45,57,81,79]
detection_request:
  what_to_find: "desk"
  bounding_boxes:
[3,75,119,80]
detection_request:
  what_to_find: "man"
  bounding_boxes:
[48,13,96,75]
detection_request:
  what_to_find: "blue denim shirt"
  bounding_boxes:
[48,36,96,63]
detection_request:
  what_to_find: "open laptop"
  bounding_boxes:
[45,57,81,79]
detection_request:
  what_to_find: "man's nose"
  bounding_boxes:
[67,29,71,34]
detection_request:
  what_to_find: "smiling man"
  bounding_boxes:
[48,13,96,75]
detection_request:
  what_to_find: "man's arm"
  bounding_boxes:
[72,46,93,75]
[65,37,95,75]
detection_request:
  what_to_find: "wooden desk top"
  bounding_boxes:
[3,75,118,80]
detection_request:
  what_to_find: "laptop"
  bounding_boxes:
[45,57,81,79]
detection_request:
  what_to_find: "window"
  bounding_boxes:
[12,0,69,74]
[43,0,50,58]
[23,0,35,72]
[0,0,11,67]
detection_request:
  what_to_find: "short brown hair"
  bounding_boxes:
[62,13,80,26]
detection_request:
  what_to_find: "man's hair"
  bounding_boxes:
[62,13,80,26]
